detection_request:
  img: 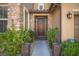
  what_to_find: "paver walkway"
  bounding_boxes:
[31,39,50,56]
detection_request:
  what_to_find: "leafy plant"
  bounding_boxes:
[0,29,21,55]
[28,29,35,41]
[19,29,32,43]
[61,41,79,56]
[0,18,35,55]
[0,32,7,48]
[47,27,58,47]
[0,28,33,56]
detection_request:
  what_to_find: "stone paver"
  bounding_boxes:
[31,39,50,56]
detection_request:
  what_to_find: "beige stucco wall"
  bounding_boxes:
[29,13,53,31]
[49,6,61,42]
[61,3,79,41]
[50,7,60,29]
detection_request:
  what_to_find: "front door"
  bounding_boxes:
[35,16,47,39]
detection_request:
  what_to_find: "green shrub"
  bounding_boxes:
[19,29,32,43]
[28,29,35,41]
[0,32,7,48]
[47,27,58,47]
[1,29,22,55]
[61,41,79,56]
[0,28,33,56]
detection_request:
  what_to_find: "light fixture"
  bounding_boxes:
[67,12,72,19]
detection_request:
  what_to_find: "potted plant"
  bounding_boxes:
[47,27,58,47]
[28,29,35,41]
[21,29,35,56]
[47,27,60,56]
[0,28,34,56]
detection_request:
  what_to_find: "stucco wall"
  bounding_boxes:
[30,13,54,31]
[61,3,79,41]
[49,6,61,42]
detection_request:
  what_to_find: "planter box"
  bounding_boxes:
[30,40,35,55]
[0,48,4,56]
[21,43,31,56]
[52,43,60,56]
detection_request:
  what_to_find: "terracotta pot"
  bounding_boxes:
[21,43,31,56]
[52,43,60,56]
[0,48,4,56]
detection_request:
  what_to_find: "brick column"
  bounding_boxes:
[8,3,23,30]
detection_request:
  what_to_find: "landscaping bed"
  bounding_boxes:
[0,29,35,56]
[61,40,79,56]
[47,27,60,56]
[47,27,79,56]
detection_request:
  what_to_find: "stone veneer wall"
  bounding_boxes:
[8,3,24,30]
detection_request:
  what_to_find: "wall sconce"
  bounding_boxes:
[67,12,72,19]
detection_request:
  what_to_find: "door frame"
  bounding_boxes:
[34,16,48,39]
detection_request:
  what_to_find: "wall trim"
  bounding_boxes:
[23,6,30,30]
[0,5,8,6]
[0,18,8,20]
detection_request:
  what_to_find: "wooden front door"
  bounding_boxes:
[74,15,79,41]
[35,16,47,38]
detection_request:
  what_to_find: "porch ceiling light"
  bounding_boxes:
[67,12,72,19]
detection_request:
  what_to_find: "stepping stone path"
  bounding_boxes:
[31,39,50,56]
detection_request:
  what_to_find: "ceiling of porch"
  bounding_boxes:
[22,3,61,13]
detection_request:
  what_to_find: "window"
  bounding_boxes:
[0,6,7,18]
[0,6,8,32]
[0,20,7,32]
[38,3,44,11]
